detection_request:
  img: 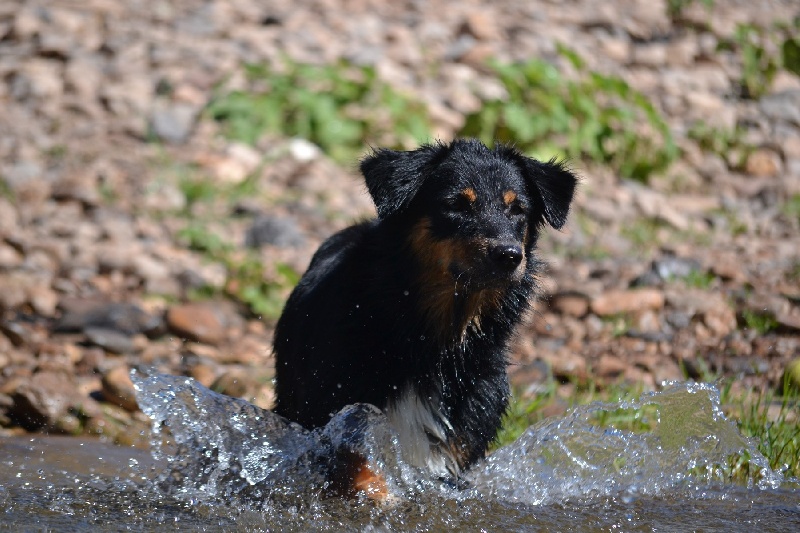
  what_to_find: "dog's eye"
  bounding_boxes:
[446,196,472,213]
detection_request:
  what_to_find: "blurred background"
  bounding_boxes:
[0,0,798,463]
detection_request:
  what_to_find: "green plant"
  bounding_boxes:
[179,176,220,208]
[782,194,800,222]
[227,258,299,319]
[460,46,678,182]
[783,30,800,76]
[176,222,299,319]
[720,20,800,100]
[688,122,754,170]
[207,60,431,163]
[729,382,800,479]
[0,177,15,201]
[668,268,717,290]
[620,217,666,248]
[666,0,714,20]
[177,223,232,256]
[740,309,779,335]
[495,382,558,448]
[734,24,780,99]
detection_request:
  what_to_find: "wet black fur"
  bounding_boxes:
[273,139,578,474]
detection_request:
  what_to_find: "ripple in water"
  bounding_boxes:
[131,370,784,509]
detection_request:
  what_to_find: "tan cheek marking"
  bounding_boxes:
[409,219,505,342]
[503,190,517,206]
[462,187,477,203]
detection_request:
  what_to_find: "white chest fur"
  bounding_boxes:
[385,387,459,478]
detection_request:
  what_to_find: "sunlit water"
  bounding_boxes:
[1,370,798,531]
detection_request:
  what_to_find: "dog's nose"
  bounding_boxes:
[489,244,523,269]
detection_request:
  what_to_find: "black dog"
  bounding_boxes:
[273,139,577,487]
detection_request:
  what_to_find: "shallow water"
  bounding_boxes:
[1,373,799,531]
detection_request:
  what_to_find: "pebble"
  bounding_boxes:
[245,215,306,249]
[150,101,199,144]
[101,365,139,412]
[745,148,783,178]
[549,292,591,318]
[84,327,137,354]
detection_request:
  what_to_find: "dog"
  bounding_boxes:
[273,139,577,493]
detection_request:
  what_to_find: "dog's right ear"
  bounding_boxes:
[360,143,449,218]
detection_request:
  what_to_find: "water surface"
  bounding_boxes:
[1,373,798,531]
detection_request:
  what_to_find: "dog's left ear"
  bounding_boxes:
[360,143,449,218]
[515,156,578,229]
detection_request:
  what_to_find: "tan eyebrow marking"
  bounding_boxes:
[503,190,517,206]
[461,187,478,203]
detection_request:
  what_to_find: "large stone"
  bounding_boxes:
[166,302,232,345]
[245,215,306,249]
[9,372,82,431]
[591,288,665,316]
[53,300,161,336]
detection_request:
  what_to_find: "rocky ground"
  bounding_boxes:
[0,0,799,442]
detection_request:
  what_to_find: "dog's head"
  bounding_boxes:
[361,139,578,292]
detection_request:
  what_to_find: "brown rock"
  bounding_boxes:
[776,312,800,334]
[166,302,230,345]
[544,348,588,381]
[665,289,736,337]
[9,371,82,431]
[591,288,665,316]
[550,292,590,318]
[745,148,782,177]
[101,365,138,412]
[653,359,684,385]
[703,304,737,338]
[462,12,500,41]
[624,366,656,389]
[188,363,218,388]
[596,354,627,380]
[708,254,747,282]
[253,384,276,410]
[211,370,257,399]
[632,310,662,333]
[509,361,550,395]
[632,43,667,67]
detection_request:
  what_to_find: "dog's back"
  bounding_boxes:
[274,139,577,478]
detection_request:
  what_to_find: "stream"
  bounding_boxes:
[1,371,798,531]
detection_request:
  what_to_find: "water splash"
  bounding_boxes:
[131,371,783,509]
[466,382,783,505]
[131,370,427,506]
